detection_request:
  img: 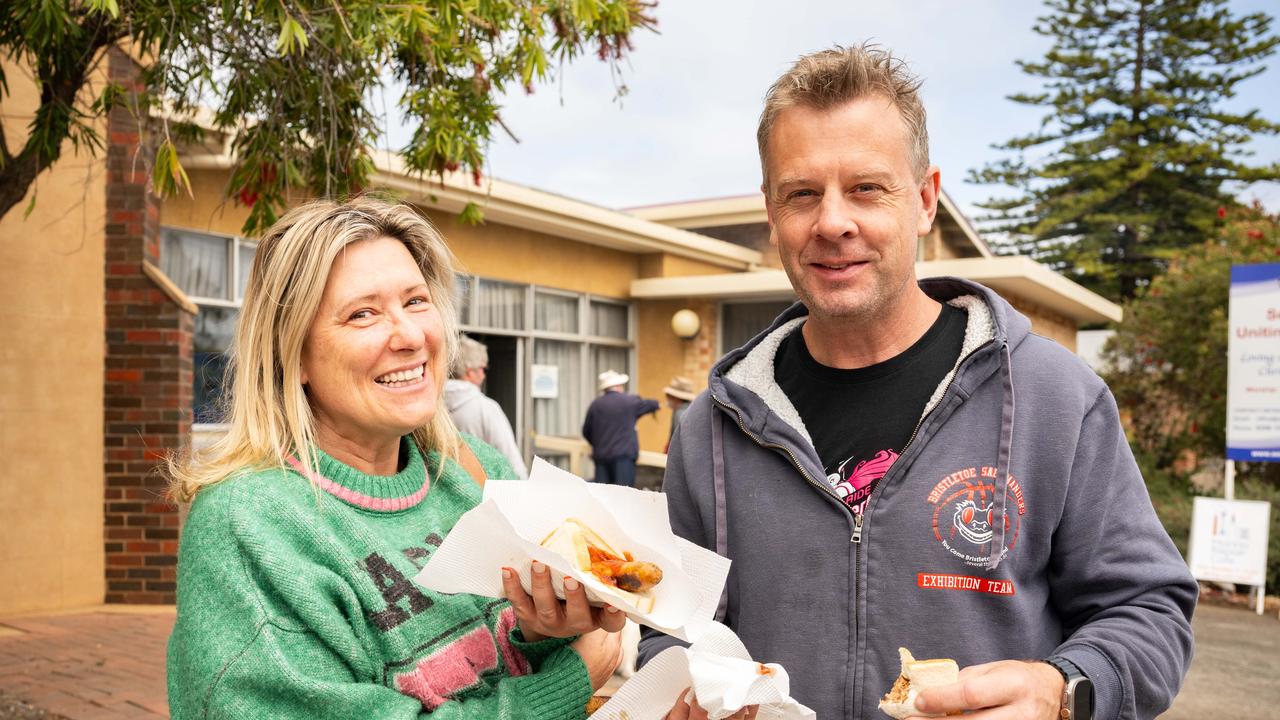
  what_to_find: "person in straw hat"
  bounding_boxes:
[661,376,697,451]
[581,370,659,486]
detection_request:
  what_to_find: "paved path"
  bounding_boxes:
[0,601,1274,719]
[0,608,171,719]
[1161,602,1279,720]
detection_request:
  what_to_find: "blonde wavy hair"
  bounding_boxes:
[757,43,930,188]
[169,197,462,502]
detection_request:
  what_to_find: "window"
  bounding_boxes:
[192,307,237,424]
[475,279,526,330]
[535,290,579,333]
[721,300,794,355]
[590,300,628,339]
[161,227,256,424]
[532,340,583,437]
[457,275,634,470]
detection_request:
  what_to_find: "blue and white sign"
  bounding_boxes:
[530,364,559,399]
[1227,263,1280,462]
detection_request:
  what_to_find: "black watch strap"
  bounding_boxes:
[1043,656,1093,720]
[1043,655,1080,680]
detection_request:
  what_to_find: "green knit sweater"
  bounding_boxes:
[167,435,593,719]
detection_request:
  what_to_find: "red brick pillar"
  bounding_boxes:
[103,47,192,604]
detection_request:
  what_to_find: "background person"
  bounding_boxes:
[445,335,528,479]
[582,370,659,487]
[166,198,623,719]
[640,45,1196,720]
[662,376,696,452]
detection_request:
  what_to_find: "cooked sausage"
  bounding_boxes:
[589,557,664,593]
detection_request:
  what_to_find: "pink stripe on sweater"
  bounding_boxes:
[286,455,430,511]
[394,626,499,710]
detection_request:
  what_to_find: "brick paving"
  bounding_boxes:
[0,608,172,720]
[0,600,1275,719]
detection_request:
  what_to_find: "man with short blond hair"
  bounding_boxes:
[642,44,1195,720]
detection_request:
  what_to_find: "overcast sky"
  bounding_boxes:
[387,0,1280,221]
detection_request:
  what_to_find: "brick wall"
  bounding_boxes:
[682,300,720,382]
[102,47,192,604]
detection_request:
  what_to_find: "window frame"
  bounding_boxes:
[161,225,256,431]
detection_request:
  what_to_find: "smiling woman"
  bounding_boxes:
[165,198,623,719]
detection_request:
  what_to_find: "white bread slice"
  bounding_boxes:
[878,647,959,719]
[537,518,656,613]
[539,520,591,570]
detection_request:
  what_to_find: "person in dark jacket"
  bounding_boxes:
[640,44,1196,720]
[582,370,659,487]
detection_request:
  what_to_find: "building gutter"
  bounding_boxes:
[630,256,1122,325]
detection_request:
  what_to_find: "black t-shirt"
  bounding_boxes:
[774,304,967,514]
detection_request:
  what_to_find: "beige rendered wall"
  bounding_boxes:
[636,299,696,452]
[639,253,736,280]
[164,175,642,301]
[425,209,638,299]
[1001,292,1077,351]
[160,169,251,235]
[0,59,107,614]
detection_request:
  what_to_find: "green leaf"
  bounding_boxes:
[276,16,308,56]
[86,0,122,20]
[151,139,192,198]
[458,201,485,226]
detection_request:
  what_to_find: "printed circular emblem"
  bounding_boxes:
[926,466,1026,569]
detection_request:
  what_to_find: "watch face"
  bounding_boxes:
[1069,678,1094,720]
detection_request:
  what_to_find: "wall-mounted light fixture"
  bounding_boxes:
[671,309,701,340]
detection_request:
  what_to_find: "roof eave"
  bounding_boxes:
[629,256,1122,324]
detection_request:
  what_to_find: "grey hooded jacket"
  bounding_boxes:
[638,278,1196,720]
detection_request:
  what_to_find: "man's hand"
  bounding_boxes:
[501,561,627,641]
[664,689,758,720]
[912,659,1064,720]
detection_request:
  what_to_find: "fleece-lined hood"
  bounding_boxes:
[641,276,1196,720]
[714,278,1025,569]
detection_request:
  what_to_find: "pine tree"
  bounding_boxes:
[970,0,1280,301]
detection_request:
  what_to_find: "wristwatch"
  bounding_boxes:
[1042,656,1093,720]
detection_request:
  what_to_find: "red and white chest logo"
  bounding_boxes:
[927,465,1027,570]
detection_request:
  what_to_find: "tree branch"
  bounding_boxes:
[0,14,123,220]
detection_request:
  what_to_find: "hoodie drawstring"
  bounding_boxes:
[988,341,1016,570]
[711,408,730,622]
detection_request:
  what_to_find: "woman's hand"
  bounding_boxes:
[501,561,627,641]
[570,628,624,691]
[664,689,758,720]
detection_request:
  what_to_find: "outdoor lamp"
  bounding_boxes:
[671,309,701,339]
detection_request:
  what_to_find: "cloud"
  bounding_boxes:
[388,1,1279,217]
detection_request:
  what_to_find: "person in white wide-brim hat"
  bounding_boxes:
[581,369,659,487]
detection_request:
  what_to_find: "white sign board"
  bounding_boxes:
[530,364,559,399]
[1188,497,1271,586]
[1226,263,1280,462]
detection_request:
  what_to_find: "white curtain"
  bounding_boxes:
[535,292,579,333]
[161,228,230,300]
[453,274,472,324]
[533,340,583,437]
[591,346,629,391]
[236,241,257,300]
[476,279,525,329]
[590,301,628,339]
